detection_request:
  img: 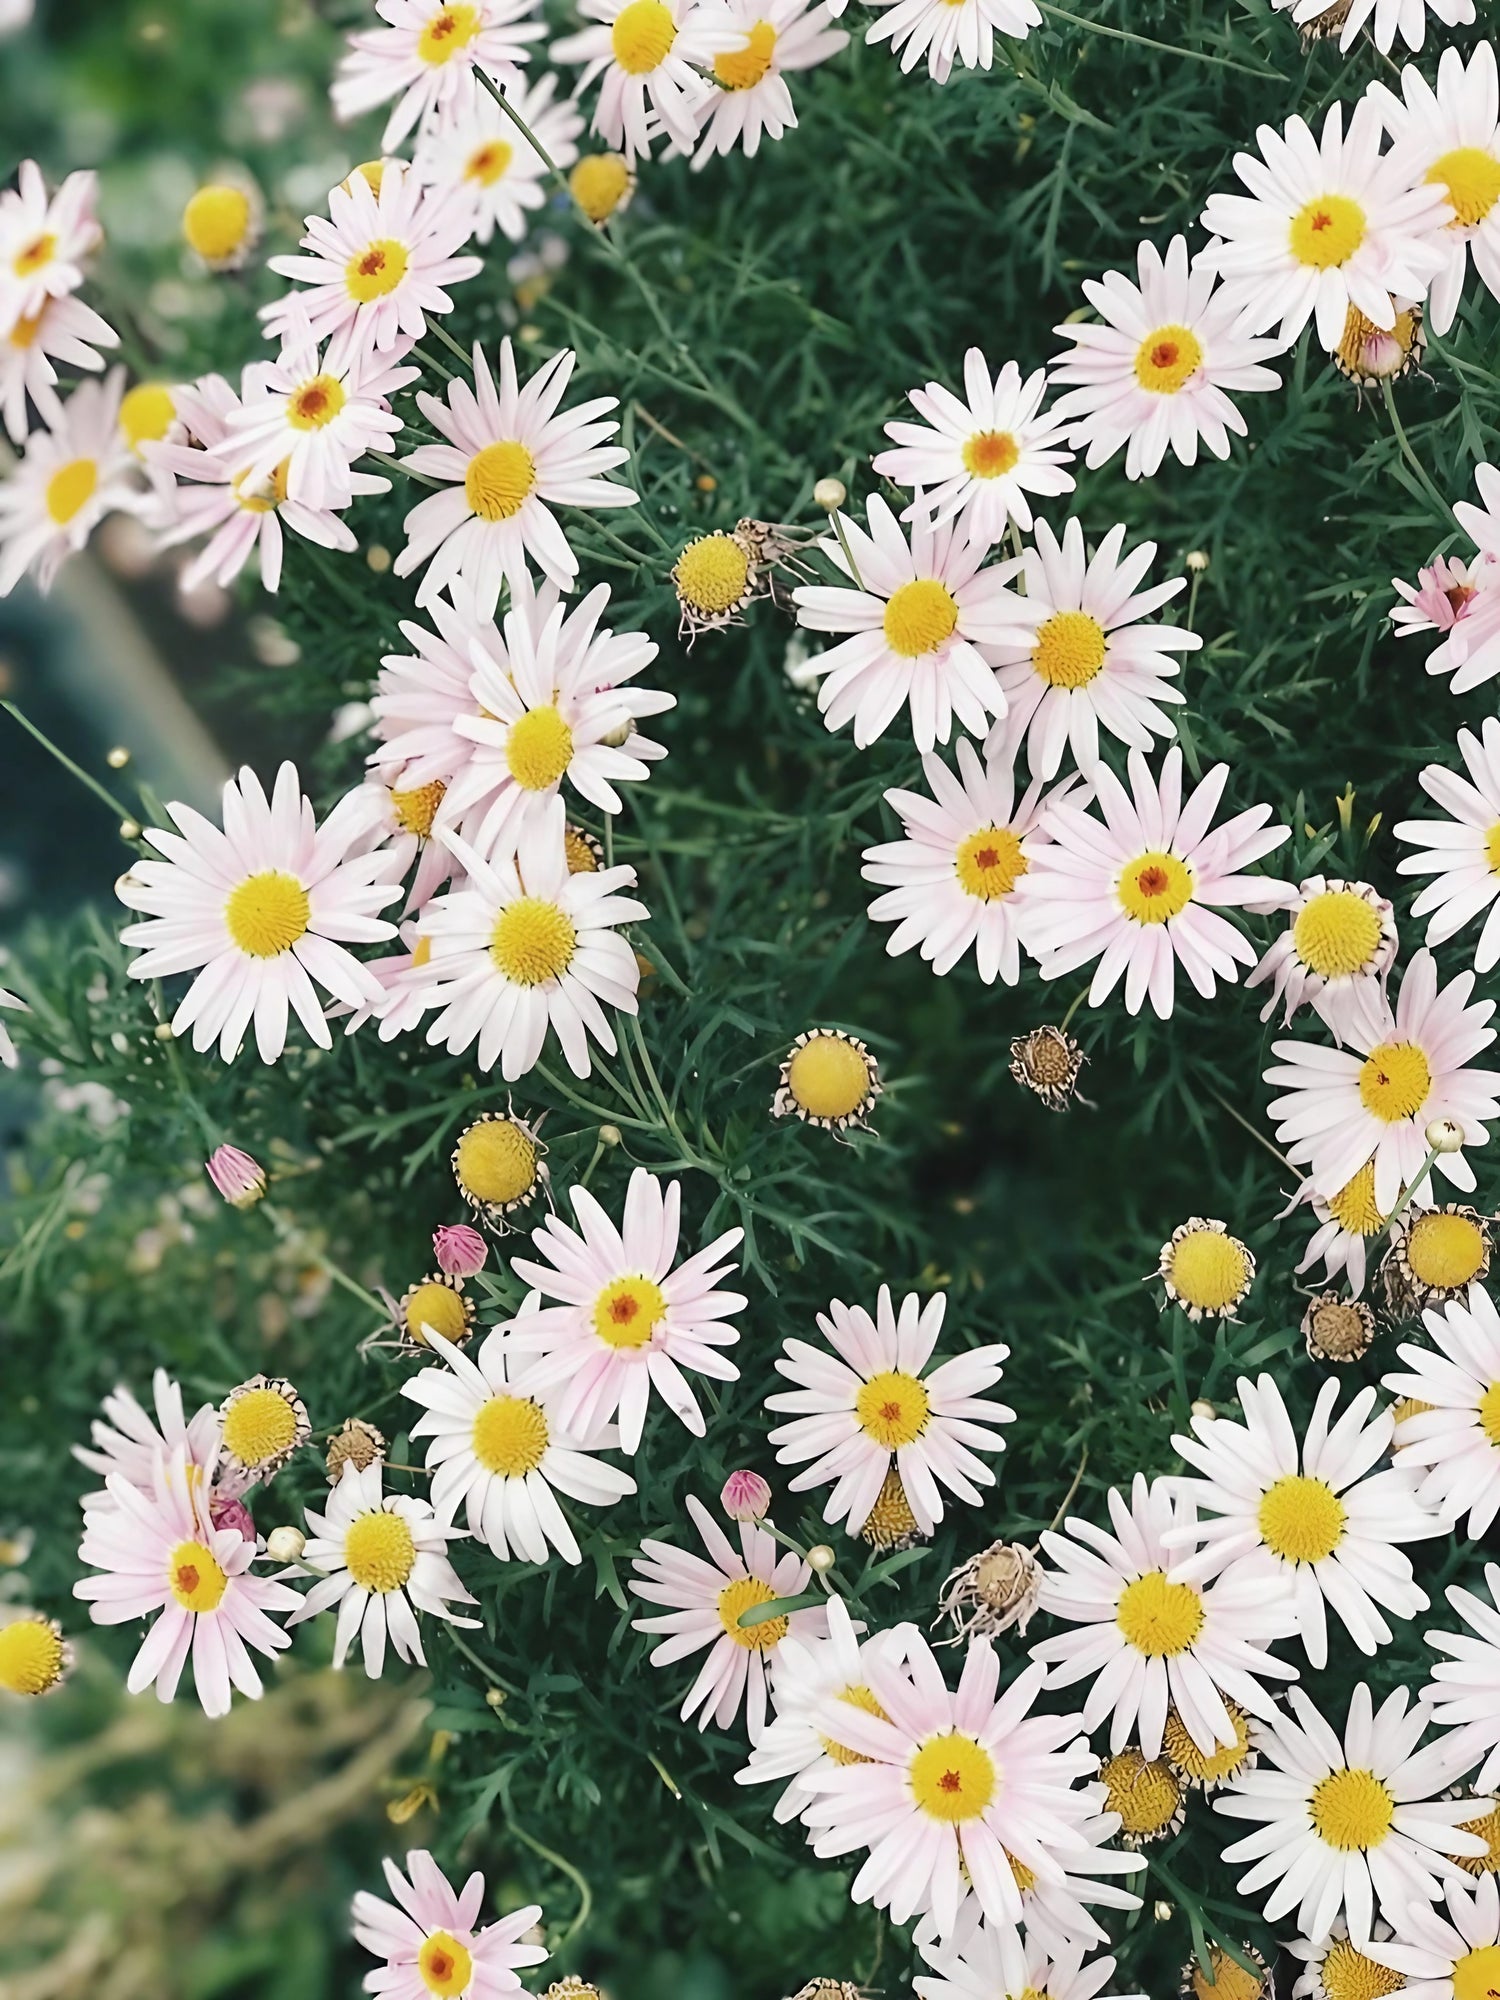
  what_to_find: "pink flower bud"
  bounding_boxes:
[205,1144,266,1208]
[433,1223,488,1278]
[721,1470,771,1523]
[209,1491,256,1543]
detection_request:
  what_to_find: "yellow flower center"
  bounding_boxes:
[505,704,574,790]
[1358,1040,1431,1123]
[591,1272,666,1349]
[392,778,446,839]
[489,897,577,985]
[612,0,677,71]
[119,383,177,455]
[1294,889,1383,979]
[1100,1748,1183,1837]
[1032,608,1108,688]
[288,373,347,431]
[222,1385,300,1468]
[471,1393,550,1477]
[232,460,290,513]
[1290,193,1366,269]
[1188,1950,1265,2000]
[1451,1947,1500,2000]
[956,825,1026,901]
[1006,1849,1037,1894]
[962,429,1020,478]
[1163,1700,1251,1783]
[418,2,482,63]
[1116,1570,1204,1656]
[1134,323,1204,395]
[1257,1474,1346,1564]
[1328,1160,1384,1234]
[854,1369,930,1449]
[718,1573,787,1649]
[715,18,776,87]
[1429,147,1500,229]
[1322,1938,1406,2000]
[1405,1211,1488,1291]
[455,1119,536,1205]
[569,153,631,223]
[883,578,959,659]
[169,1538,228,1614]
[1310,1767,1395,1851]
[343,1510,417,1594]
[565,825,600,874]
[675,532,751,613]
[465,439,537,521]
[820,1683,890,1765]
[465,139,514,186]
[785,1034,873,1121]
[1458,1805,1500,1876]
[908,1731,997,1823]
[0,1618,65,1697]
[862,1465,918,1547]
[1479,1380,1500,1447]
[344,237,409,304]
[1117,850,1193,924]
[404,1280,469,1346]
[183,185,252,261]
[225,870,311,958]
[417,1931,473,1998]
[44,457,98,527]
[9,308,44,350]
[13,232,55,278]
[1168,1227,1251,1312]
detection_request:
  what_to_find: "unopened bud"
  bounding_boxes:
[266,1525,305,1562]
[153,1022,175,1041]
[1190,1399,1215,1422]
[1185,550,1209,573]
[485,1685,507,1709]
[433,1223,487,1278]
[106,746,131,769]
[599,1124,622,1147]
[721,1470,771,1523]
[1153,1899,1174,1922]
[119,818,141,842]
[1426,1117,1466,1154]
[806,1543,837,1574]
[813,477,846,512]
[205,1144,267,1208]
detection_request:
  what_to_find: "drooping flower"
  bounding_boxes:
[0,369,136,597]
[352,1850,547,2000]
[331,0,546,154]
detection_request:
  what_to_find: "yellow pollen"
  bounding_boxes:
[348,160,389,197]
[718,1573,786,1649]
[909,1731,997,1823]
[883,578,959,659]
[1117,849,1193,924]
[1134,322,1205,395]
[222,1385,300,1468]
[564,825,600,874]
[411,936,433,968]
[225,870,311,958]
[489,897,577,985]
[1032,609,1107,688]
[675,532,751,613]
[287,373,347,431]
[465,439,537,521]
[820,1683,890,1765]
[344,237,409,304]
[1006,1849,1037,1894]
[232,460,290,513]
[1258,1474,1346,1564]
[1486,823,1500,875]
[1168,1227,1251,1312]
[1189,1950,1265,2000]
[1458,1805,1500,1875]
[13,231,55,278]
[1328,1160,1384,1234]
[1163,1701,1252,1784]
[569,153,631,223]
[119,383,177,455]
[1116,1570,1204,1656]
[343,1510,417,1593]
[472,1393,550,1477]
[455,1119,536,1205]
[0,1618,65,1697]
[1322,1938,1406,2000]
[1310,1767,1395,1851]
[418,3,482,63]
[505,705,574,791]
[1290,193,1367,269]
[169,1538,228,1614]
[1358,1040,1431,1123]
[592,1272,667,1349]
[956,825,1026,900]
[961,429,1020,478]
[612,0,678,71]
[417,1931,473,1998]
[404,1280,469,1347]
[1406,1211,1487,1290]
[9,307,44,350]
[1479,1380,1500,1447]
[714,19,777,88]
[854,1369,931,1449]
[44,457,98,527]
[392,778,446,838]
[465,139,514,185]
[1294,890,1383,979]
[786,1034,873,1121]
[183,185,253,262]
[1100,1749,1182,1837]
[1429,147,1500,229]
[1452,1947,1500,2000]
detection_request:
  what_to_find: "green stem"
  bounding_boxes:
[1037,1,1284,76]
[427,319,475,368]
[1384,1144,1441,1235]
[1382,381,1461,530]
[507,1820,594,1946]
[1059,985,1090,1034]
[472,65,565,184]
[2,701,136,823]
[262,1200,390,1318]
[412,341,456,381]
[1205,1086,1302,1177]
[367,448,443,489]
[827,509,865,591]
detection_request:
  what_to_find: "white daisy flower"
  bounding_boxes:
[287,1459,480,1678]
[980,518,1198,781]
[1030,1473,1298,1763]
[1047,235,1282,480]
[368,591,503,799]
[116,762,401,1065]
[1287,1918,1404,2000]
[1284,1157,1430,1299]
[1166,1373,1444,1670]
[1264,947,1500,1211]
[791,495,1020,753]
[1199,99,1450,355]
[861,742,1081,986]
[394,337,638,615]
[0,289,117,446]
[1273,0,1473,58]
[262,163,482,363]
[765,1284,1014,1538]
[401,1323,637,1563]
[337,919,446,1039]
[1017,746,1293,1020]
[0,369,136,597]
[412,70,583,245]
[353,1851,546,2000]
[871,350,1075,549]
[1213,1682,1489,1945]
[0,161,101,336]
[863,0,1040,85]
[331,0,545,155]
[1365,1872,1500,2000]
[915,1928,1144,2000]
[1397,722,1500,974]
[504,1164,746,1452]
[1392,550,1500,696]
[74,1450,299,1718]
[1245,876,1397,1043]
[629,1492,830,1741]
[551,0,741,161]
[692,0,847,164]
[1421,1564,1500,1792]
[419,799,647,1079]
[1386,1286,1500,1537]
[73,1366,221,1513]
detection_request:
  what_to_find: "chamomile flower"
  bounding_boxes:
[503,1165,746,1453]
[1273,0,1473,58]
[0,1610,71,1699]
[1264,948,1500,1211]
[1199,99,1450,356]
[352,1852,546,2000]
[1420,1565,1500,1792]
[1048,236,1281,480]
[0,161,100,336]
[394,338,637,614]
[1385,1286,1500,1536]
[1288,1919,1406,2000]
[791,495,1019,753]
[0,289,117,446]
[765,1285,1014,1538]
[629,1493,830,1740]
[871,351,1075,548]
[1017,746,1293,1019]
[331,0,545,154]
[1392,551,1500,695]
[73,1367,221,1511]
[551,0,741,160]
[1365,1873,1500,2000]
[1285,1158,1429,1299]
[1397,723,1500,974]
[402,1323,637,1563]
[915,1930,1144,2000]
[412,70,583,244]
[692,0,847,163]
[0,369,135,597]
[116,762,400,1065]
[1032,1475,1298,1762]
[863,0,1041,84]
[218,1375,311,1489]
[1166,1374,1444,1669]
[1246,877,1397,1043]
[980,518,1198,780]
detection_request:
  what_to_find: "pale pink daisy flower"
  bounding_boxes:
[551,0,742,161]
[337,920,447,1041]
[331,0,545,155]
[0,289,117,446]
[1386,1287,1500,1538]
[1017,746,1293,1020]
[871,349,1075,550]
[72,1367,221,1514]
[0,161,101,336]
[1397,721,1500,974]
[349,772,469,917]
[1391,552,1500,695]
[629,1492,830,1740]
[863,0,1041,84]
[1245,876,1397,1044]
[412,70,583,244]
[352,1850,546,2000]
[1283,1157,1429,1299]
[1419,1564,1500,1792]
[205,1144,267,1208]
[691,0,848,166]
[368,593,503,798]
[1272,0,1473,58]
[916,1928,1144,2000]
[1364,1872,1500,2000]
[0,369,136,597]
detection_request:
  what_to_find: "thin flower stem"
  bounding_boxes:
[1044,1446,1089,1534]
[2,701,136,823]
[367,447,443,489]
[1383,1143,1440,1236]
[1205,1085,1303,1178]
[1059,984,1090,1034]
[262,1199,391,1318]
[828,510,865,591]
[507,1819,595,1945]
[472,63,567,185]
[1382,382,1461,530]
[448,1628,505,1686]
[1037,1,1285,77]
[412,341,456,381]
[426,318,474,368]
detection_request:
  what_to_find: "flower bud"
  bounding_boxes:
[599,1124,622,1147]
[433,1222,488,1278]
[205,1144,267,1209]
[806,1543,837,1574]
[1426,1116,1466,1154]
[210,1492,256,1542]
[721,1470,772,1523]
[265,1525,306,1562]
[813,477,847,512]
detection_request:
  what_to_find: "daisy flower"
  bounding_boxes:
[765,1284,1014,1537]
[1030,1474,1298,1763]
[288,1460,479,1678]
[394,338,637,615]
[861,743,1081,985]
[791,495,1020,753]
[1263,947,1500,1211]
[74,1450,299,1718]
[0,289,117,446]
[979,518,1198,780]
[262,163,482,363]
[0,161,100,335]
[73,1366,221,1512]
[0,369,135,597]
[401,1323,637,1563]
[412,70,583,244]
[1166,1373,1444,1669]
[1272,0,1473,59]
[1017,746,1293,1020]
[331,0,545,154]
[1288,1919,1405,2000]
[629,1493,830,1741]
[1199,99,1450,356]
[871,350,1075,548]
[915,1929,1144,2000]
[1392,551,1500,695]
[1245,876,1397,1043]
[1421,1564,1500,1791]
[368,593,502,797]
[863,0,1041,85]
[352,1850,546,2000]
[419,801,647,1079]
[1048,236,1282,481]
[1284,1157,1430,1299]
[692,0,848,164]
[116,762,400,1066]
[551,0,741,160]
[1397,722,1500,974]
[503,1164,746,1453]
[1213,1682,1489,1945]
[1385,1286,1500,1536]
[339,921,443,1040]
[1366,1872,1500,2000]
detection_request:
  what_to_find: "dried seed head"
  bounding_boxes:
[1009,1024,1086,1111]
[326,1416,387,1484]
[1302,1291,1378,1364]
[935,1540,1041,1643]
